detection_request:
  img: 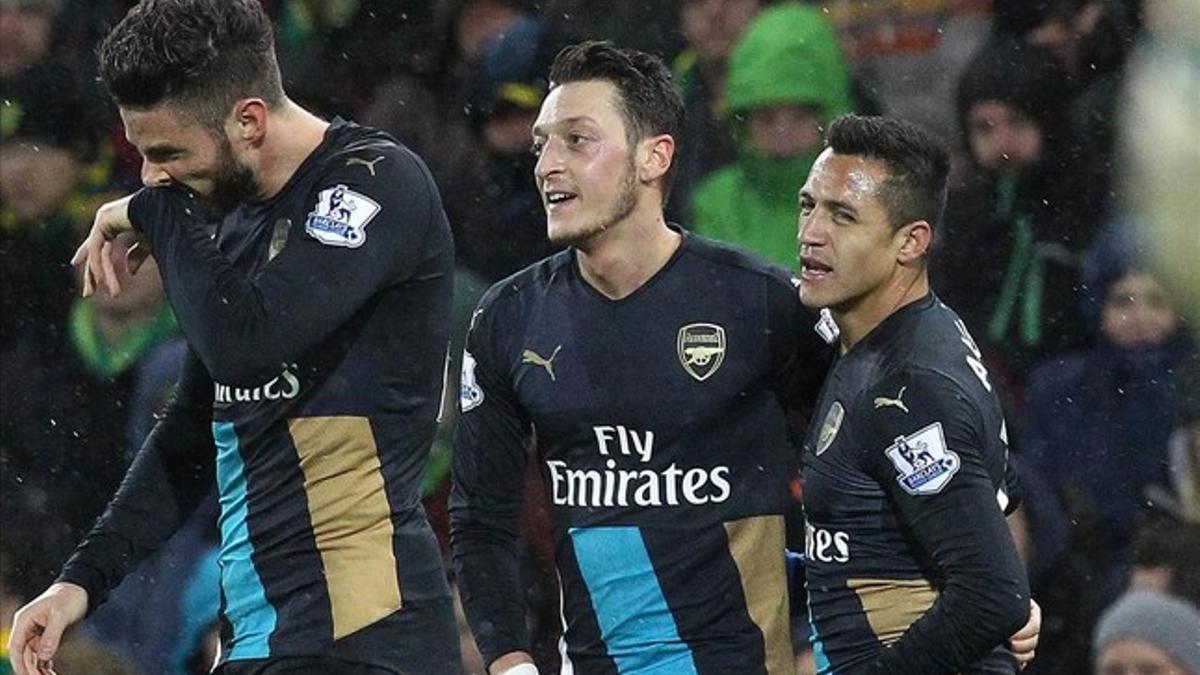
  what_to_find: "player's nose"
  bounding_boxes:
[141,159,172,188]
[534,138,565,181]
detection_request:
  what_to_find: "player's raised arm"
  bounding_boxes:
[860,370,1030,674]
[449,294,538,672]
[126,147,448,386]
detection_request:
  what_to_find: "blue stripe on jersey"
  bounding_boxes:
[569,526,699,675]
[807,605,833,674]
[213,421,277,660]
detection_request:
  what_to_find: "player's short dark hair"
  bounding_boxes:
[827,114,950,231]
[548,40,685,195]
[97,0,285,130]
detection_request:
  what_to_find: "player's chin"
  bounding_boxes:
[547,220,600,248]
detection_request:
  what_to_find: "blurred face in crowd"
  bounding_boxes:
[747,103,823,158]
[486,108,541,156]
[0,7,54,78]
[1101,271,1178,349]
[798,149,914,313]
[679,0,760,63]
[0,139,81,222]
[120,103,257,216]
[1097,639,1190,675]
[1026,2,1104,75]
[455,0,522,60]
[532,80,639,247]
[966,101,1043,172]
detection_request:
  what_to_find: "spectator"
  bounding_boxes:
[0,238,178,600]
[0,60,107,349]
[690,2,851,267]
[813,0,987,137]
[935,36,1090,391]
[0,0,61,80]
[1092,590,1200,675]
[1021,261,1191,583]
[449,15,564,282]
[666,0,761,220]
[362,0,530,186]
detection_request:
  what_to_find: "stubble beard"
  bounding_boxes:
[548,156,639,248]
[201,137,259,218]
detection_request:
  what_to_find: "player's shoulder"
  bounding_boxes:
[681,229,797,293]
[473,250,574,325]
[319,120,432,186]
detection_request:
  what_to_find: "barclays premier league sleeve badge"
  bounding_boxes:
[305,184,381,248]
[884,422,960,495]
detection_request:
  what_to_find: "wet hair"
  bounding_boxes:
[97,0,285,130]
[548,40,685,195]
[827,114,950,231]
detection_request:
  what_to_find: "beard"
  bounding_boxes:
[199,137,259,218]
[549,155,639,248]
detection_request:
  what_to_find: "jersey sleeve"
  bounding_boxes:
[128,146,449,386]
[57,348,215,612]
[448,292,534,666]
[857,369,1029,674]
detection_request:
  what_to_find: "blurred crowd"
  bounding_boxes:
[1,0,1198,673]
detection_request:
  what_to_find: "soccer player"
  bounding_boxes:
[450,41,831,675]
[7,1,461,673]
[797,114,1031,674]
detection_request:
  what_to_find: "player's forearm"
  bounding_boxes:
[451,520,530,664]
[863,572,1029,674]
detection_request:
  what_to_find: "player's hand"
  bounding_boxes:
[1009,598,1041,669]
[489,651,538,675]
[71,194,140,298]
[7,582,88,675]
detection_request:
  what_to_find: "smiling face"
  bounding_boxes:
[120,103,257,214]
[532,80,640,247]
[798,148,908,312]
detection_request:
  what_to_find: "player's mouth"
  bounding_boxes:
[800,255,833,282]
[544,190,578,210]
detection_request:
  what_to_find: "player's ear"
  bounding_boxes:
[639,133,675,184]
[229,98,269,148]
[896,220,931,265]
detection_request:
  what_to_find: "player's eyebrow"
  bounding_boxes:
[798,190,858,215]
[531,115,598,139]
[142,143,185,162]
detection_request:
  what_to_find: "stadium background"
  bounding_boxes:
[1,0,1197,673]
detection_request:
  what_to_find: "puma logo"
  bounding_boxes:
[345,155,385,176]
[873,386,909,413]
[522,345,562,382]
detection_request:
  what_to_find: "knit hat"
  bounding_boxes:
[956,36,1069,139]
[1093,591,1200,674]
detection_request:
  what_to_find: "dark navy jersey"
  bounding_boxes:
[801,294,1029,675]
[451,230,831,675]
[60,119,460,671]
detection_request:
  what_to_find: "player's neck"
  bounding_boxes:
[255,101,330,200]
[834,268,929,353]
[575,206,680,300]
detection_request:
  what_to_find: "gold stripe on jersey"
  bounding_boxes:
[289,416,402,638]
[724,515,793,674]
[846,578,938,644]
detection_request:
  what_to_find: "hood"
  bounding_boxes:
[723,3,852,121]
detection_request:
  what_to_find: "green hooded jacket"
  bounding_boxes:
[690,3,852,268]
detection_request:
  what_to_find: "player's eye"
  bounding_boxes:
[530,140,544,157]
